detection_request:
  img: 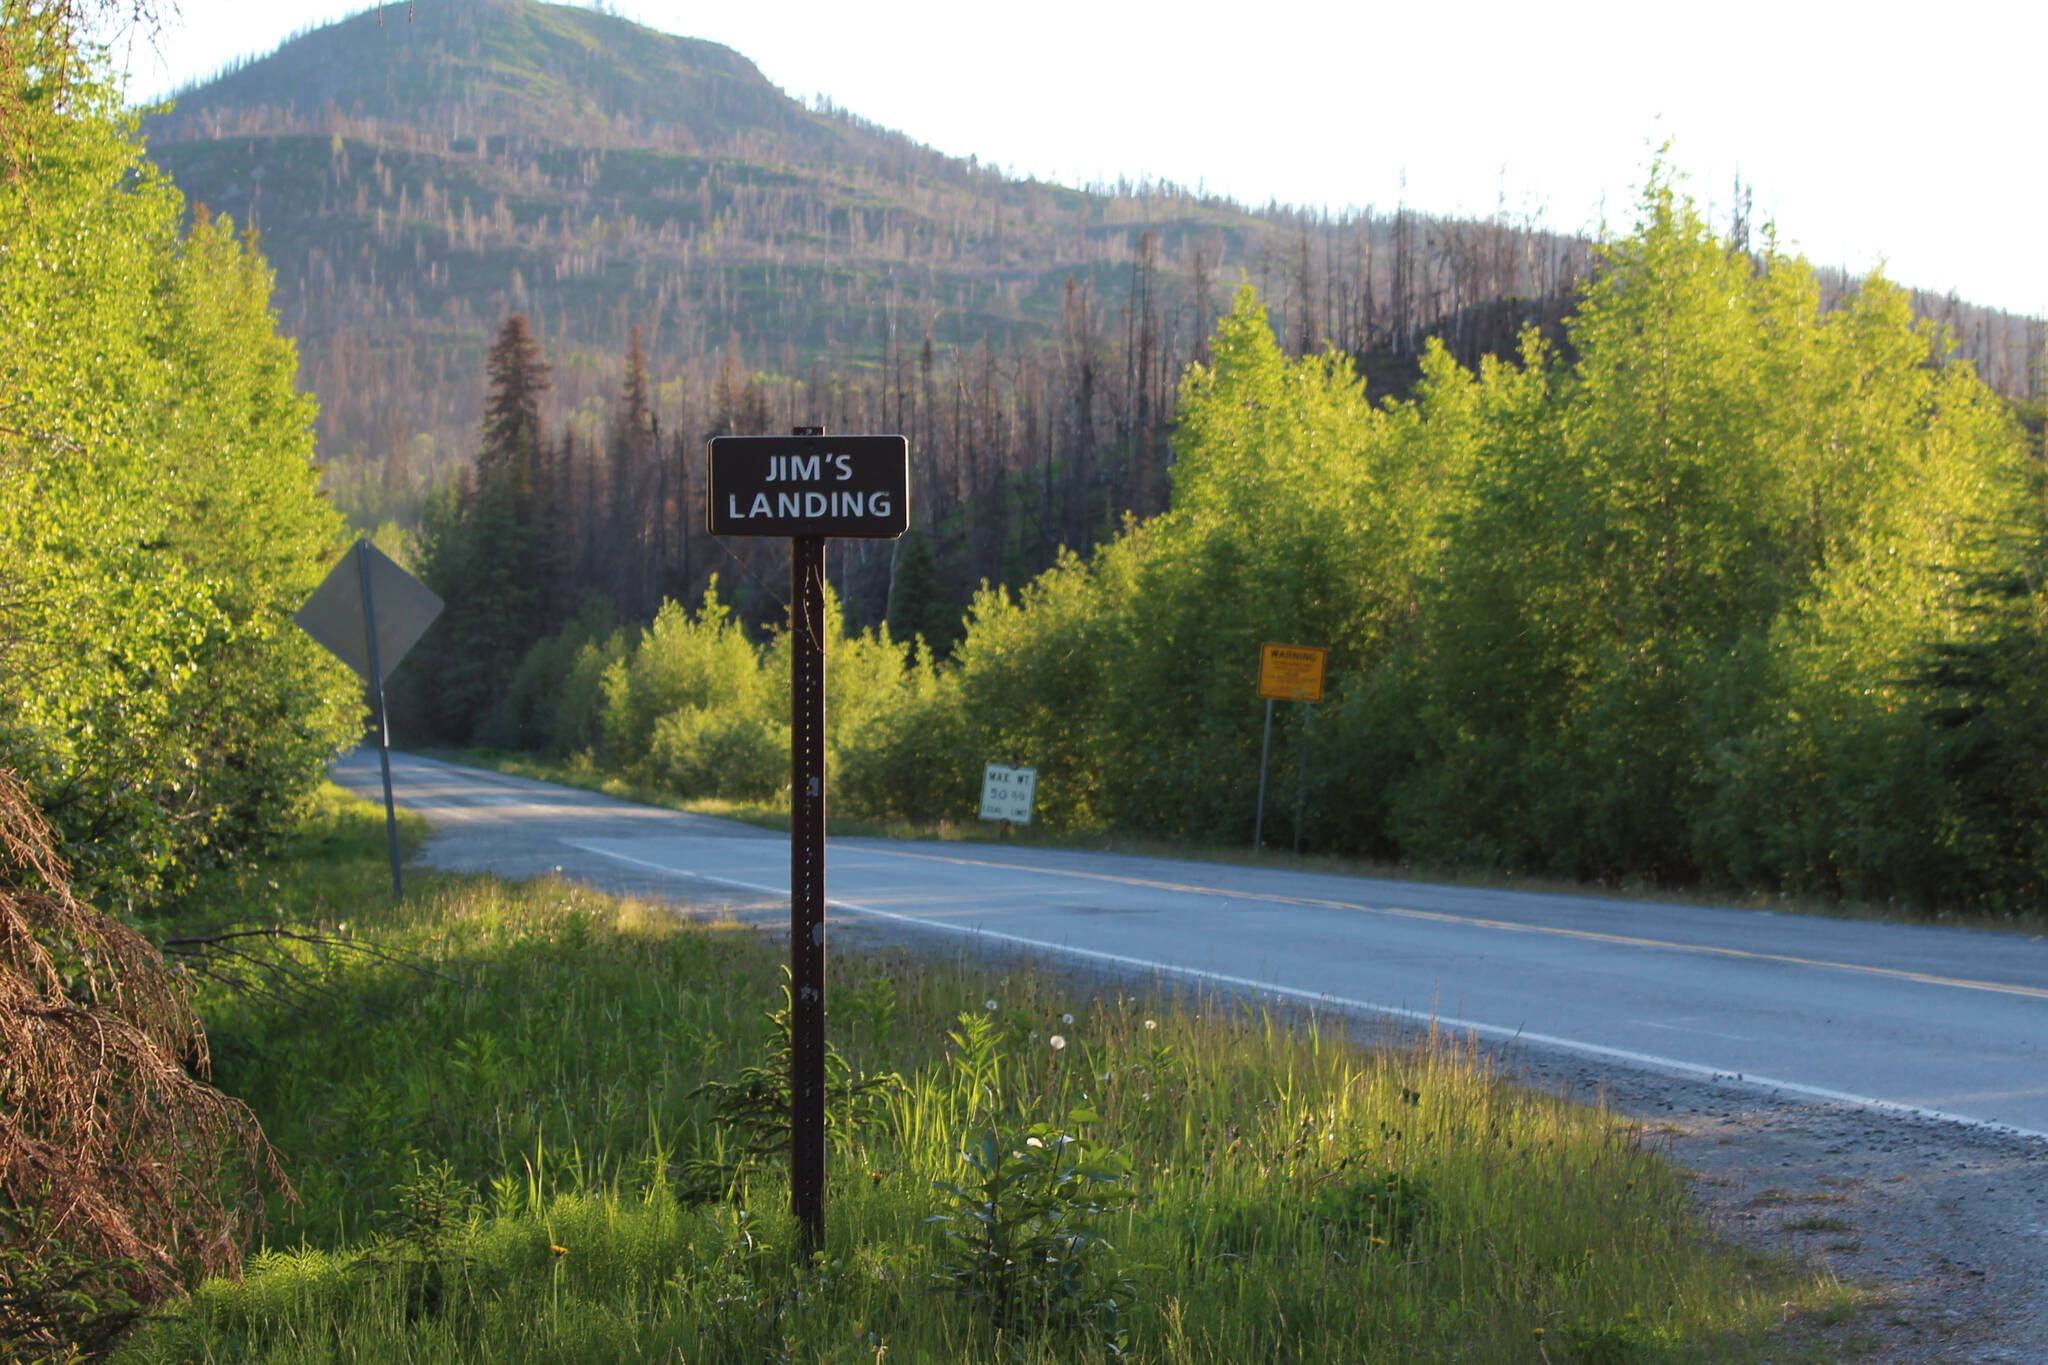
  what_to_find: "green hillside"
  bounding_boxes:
[141,0,2039,583]
[142,1,1294,503]
[150,0,856,157]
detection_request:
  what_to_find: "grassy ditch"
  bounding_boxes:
[121,786,1856,1362]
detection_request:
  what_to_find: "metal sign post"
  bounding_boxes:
[356,542,404,899]
[1293,703,1314,855]
[1254,643,1327,852]
[295,539,443,902]
[708,427,909,1254]
[1254,697,1276,850]
[789,532,828,1248]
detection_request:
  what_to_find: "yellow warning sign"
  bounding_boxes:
[1258,643,1326,703]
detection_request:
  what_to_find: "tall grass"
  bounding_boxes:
[118,787,1854,1362]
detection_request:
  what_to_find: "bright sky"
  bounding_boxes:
[116,0,2047,318]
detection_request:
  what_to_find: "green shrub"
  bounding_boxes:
[647,706,788,801]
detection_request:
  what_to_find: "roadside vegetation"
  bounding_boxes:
[422,179,2048,925]
[1,9,358,1353]
[107,787,1855,1362]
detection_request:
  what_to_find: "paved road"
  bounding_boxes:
[334,749,2048,1138]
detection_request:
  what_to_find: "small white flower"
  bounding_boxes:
[1061,1013,1074,1025]
[1141,1093,1151,1102]
[1049,1035,1067,1051]
[984,999,999,1012]
[1144,1019,1157,1031]
[1098,1071,1115,1083]
[1025,1136,1043,1148]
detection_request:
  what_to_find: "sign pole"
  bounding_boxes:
[789,508,829,1255]
[355,540,404,902]
[705,421,908,1257]
[1293,703,1313,856]
[1254,696,1274,850]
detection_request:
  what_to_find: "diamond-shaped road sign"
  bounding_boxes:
[295,539,442,904]
[295,540,442,682]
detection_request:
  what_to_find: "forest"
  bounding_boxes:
[144,0,2045,641]
[410,164,2048,912]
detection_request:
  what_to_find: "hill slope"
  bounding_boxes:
[140,2,1604,506]
[142,0,2040,571]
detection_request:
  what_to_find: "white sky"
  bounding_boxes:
[116,0,2047,318]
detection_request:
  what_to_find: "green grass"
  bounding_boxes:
[118,785,1862,1362]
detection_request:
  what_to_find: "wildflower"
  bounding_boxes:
[551,1244,569,1256]
[1026,1137,1043,1148]
[1061,1013,1074,1025]
[1532,1328,1545,1338]
[1144,1019,1157,1031]
[1049,1035,1067,1051]
[984,999,999,1012]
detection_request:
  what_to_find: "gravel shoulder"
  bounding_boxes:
[1535,1062,2048,1362]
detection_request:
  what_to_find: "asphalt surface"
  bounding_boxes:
[333,748,2048,1138]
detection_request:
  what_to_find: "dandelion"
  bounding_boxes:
[1532,1328,1545,1339]
[1061,1013,1074,1025]
[550,1244,569,1257]
[1144,1019,1157,1031]
[984,999,999,1012]
[1049,1035,1067,1051]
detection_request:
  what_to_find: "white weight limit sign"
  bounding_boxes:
[979,764,1038,824]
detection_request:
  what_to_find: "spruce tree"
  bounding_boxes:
[885,525,955,654]
[404,317,555,741]
[476,313,550,529]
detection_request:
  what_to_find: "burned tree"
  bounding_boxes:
[0,770,282,1359]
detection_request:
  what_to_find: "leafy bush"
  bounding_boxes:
[0,30,357,910]
[648,707,788,802]
[601,589,767,767]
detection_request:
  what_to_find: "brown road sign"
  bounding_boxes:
[1258,643,1327,703]
[708,427,909,1256]
[708,433,909,539]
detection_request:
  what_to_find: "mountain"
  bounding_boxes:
[148,0,856,159]
[140,3,1600,520]
[141,0,2040,589]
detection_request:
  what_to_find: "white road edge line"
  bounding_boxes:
[561,838,2048,1144]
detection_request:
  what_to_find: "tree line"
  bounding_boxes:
[420,170,2048,910]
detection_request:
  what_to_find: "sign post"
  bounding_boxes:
[295,540,443,901]
[709,427,908,1253]
[1253,643,1326,851]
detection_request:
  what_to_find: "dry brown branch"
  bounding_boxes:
[0,767,287,1358]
